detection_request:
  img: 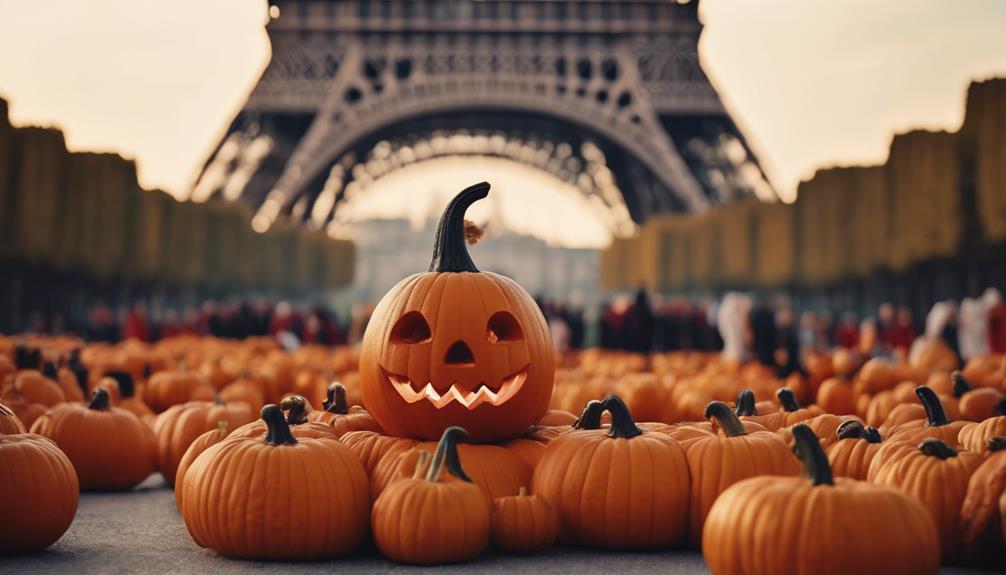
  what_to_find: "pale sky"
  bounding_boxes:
[1,0,1004,245]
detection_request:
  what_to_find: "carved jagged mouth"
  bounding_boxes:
[382,365,529,409]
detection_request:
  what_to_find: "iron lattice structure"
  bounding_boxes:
[192,0,775,236]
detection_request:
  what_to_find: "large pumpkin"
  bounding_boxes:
[360,183,554,442]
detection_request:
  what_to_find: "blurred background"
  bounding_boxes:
[1,0,1005,361]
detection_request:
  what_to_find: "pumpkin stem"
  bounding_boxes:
[602,395,643,439]
[987,437,1006,452]
[426,426,472,483]
[791,423,834,486]
[106,371,135,398]
[88,388,111,410]
[42,361,58,380]
[70,364,89,394]
[735,389,758,416]
[918,438,958,460]
[915,386,950,427]
[262,404,298,445]
[776,388,801,412]
[573,400,604,430]
[996,397,1006,416]
[279,395,309,425]
[14,345,41,370]
[705,401,748,437]
[322,383,348,415]
[411,452,430,479]
[951,371,972,397]
[835,419,882,443]
[429,182,490,273]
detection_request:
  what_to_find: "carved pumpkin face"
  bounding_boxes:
[360,183,554,443]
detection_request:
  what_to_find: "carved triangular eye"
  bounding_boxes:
[486,311,523,343]
[391,311,431,344]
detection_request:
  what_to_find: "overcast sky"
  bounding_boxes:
[0,0,1003,234]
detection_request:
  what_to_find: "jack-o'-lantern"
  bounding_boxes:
[360,183,554,442]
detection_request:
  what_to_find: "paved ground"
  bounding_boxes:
[0,475,997,574]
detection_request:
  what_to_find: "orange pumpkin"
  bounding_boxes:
[152,399,255,485]
[491,487,559,552]
[816,377,856,415]
[959,437,1006,568]
[30,388,156,490]
[341,429,418,475]
[825,419,883,480]
[531,395,690,549]
[887,386,968,446]
[230,395,336,440]
[360,183,554,443]
[683,401,801,543]
[180,405,370,559]
[11,369,64,407]
[308,382,382,436]
[742,388,822,431]
[98,372,156,424]
[144,369,215,413]
[702,424,940,575]
[372,427,489,564]
[0,433,79,554]
[954,371,1004,422]
[959,416,1006,454]
[173,421,229,511]
[871,438,982,561]
[0,401,26,434]
[537,409,577,426]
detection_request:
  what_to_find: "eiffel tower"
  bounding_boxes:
[191,0,776,236]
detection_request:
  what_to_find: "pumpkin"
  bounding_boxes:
[954,371,1004,422]
[537,409,577,426]
[0,433,79,554]
[683,401,801,543]
[0,401,26,434]
[341,430,417,475]
[180,405,370,559]
[30,388,156,490]
[959,437,1006,568]
[51,363,85,403]
[371,432,530,505]
[98,372,156,424]
[11,369,64,407]
[871,438,982,561]
[702,424,940,575]
[817,377,856,415]
[173,421,229,510]
[531,395,690,549]
[144,369,215,413]
[0,387,45,429]
[742,388,822,431]
[218,377,266,411]
[152,398,255,485]
[230,395,336,440]
[308,382,382,436]
[490,487,559,552]
[959,416,1006,454]
[779,413,858,450]
[372,426,489,564]
[826,419,883,480]
[360,183,554,443]
[887,386,968,446]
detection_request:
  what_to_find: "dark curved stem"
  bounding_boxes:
[42,362,58,380]
[790,423,834,486]
[997,397,1006,416]
[322,383,348,415]
[987,437,1006,453]
[279,395,309,425]
[14,346,41,370]
[915,386,950,427]
[836,419,882,443]
[106,371,135,398]
[951,371,972,397]
[735,389,758,416]
[705,401,747,437]
[428,182,490,273]
[88,388,110,410]
[918,438,958,460]
[573,400,604,430]
[262,404,297,445]
[426,426,472,483]
[70,364,89,394]
[776,388,801,412]
[602,395,643,439]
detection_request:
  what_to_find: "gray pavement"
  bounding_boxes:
[0,475,996,574]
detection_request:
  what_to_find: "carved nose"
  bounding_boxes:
[444,341,475,366]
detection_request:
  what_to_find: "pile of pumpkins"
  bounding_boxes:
[0,183,1004,574]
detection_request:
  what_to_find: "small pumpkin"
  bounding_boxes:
[360,182,554,442]
[180,405,370,559]
[372,426,490,564]
[490,486,559,552]
[871,438,982,561]
[30,388,156,490]
[959,415,1006,454]
[174,420,229,511]
[144,368,215,413]
[0,401,26,434]
[98,372,156,424]
[816,376,856,415]
[11,369,64,407]
[0,433,79,554]
[341,429,417,475]
[702,424,940,575]
[537,409,577,426]
[959,437,1006,568]
[954,371,1004,422]
[684,401,801,543]
[51,362,85,403]
[825,419,883,480]
[308,382,382,436]
[153,398,255,485]
[887,386,968,446]
[531,395,690,549]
